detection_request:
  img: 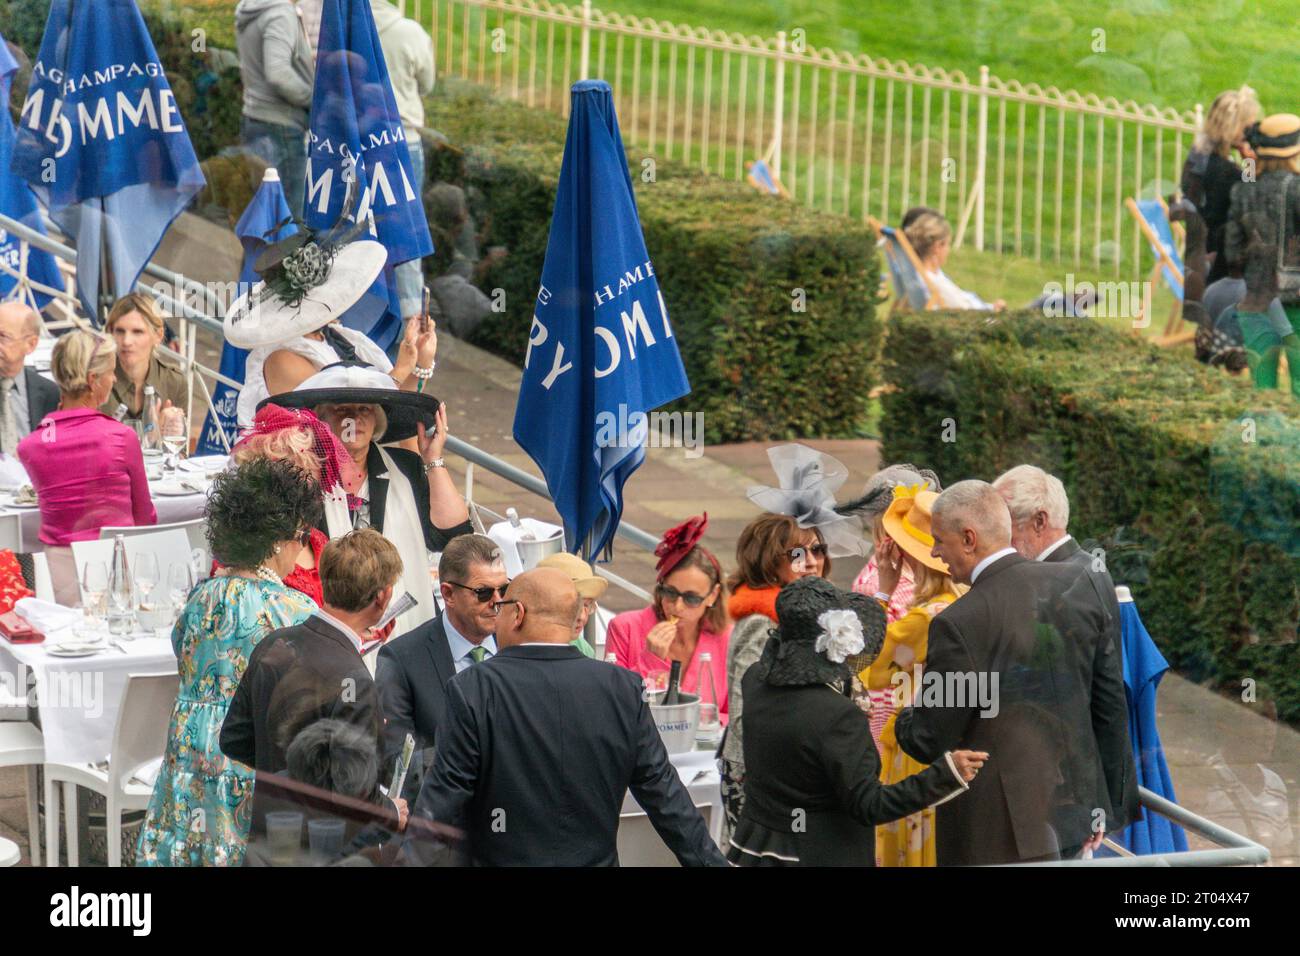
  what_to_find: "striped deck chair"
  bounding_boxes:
[745,159,789,199]
[1126,196,1190,342]
[867,216,941,313]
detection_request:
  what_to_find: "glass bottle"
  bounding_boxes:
[107,534,135,636]
[695,652,722,746]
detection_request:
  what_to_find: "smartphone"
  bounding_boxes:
[420,286,432,334]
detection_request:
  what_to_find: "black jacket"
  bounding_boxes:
[895,552,1132,865]
[221,615,387,811]
[345,443,471,550]
[23,367,58,432]
[408,644,726,867]
[1041,538,1141,833]
[375,613,456,800]
[735,670,967,866]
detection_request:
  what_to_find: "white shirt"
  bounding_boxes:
[313,608,364,654]
[1035,534,1074,562]
[444,612,497,673]
[970,547,1018,585]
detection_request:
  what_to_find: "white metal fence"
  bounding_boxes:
[408,0,1201,276]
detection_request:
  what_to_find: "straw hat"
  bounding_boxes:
[537,552,608,600]
[1249,114,1300,159]
[880,484,950,574]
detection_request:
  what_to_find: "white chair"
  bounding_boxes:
[44,672,178,867]
[0,721,44,865]
[100,518,207,563]
[0,837,18,867]
[72,529,192,605]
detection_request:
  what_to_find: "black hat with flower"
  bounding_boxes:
[753,576,886,687]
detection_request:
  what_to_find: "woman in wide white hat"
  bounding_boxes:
[226,194,438,429]
[264,363,471,638]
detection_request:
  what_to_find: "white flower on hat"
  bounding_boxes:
[814,608,865,663]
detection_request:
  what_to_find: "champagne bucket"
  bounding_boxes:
[648,691,699,754]
[514,530,564,571]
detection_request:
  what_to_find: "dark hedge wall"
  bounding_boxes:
[424,81,882,443]
[880,309,1300,721]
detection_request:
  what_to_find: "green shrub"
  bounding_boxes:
[880,309,1300,722]
[425,80,882,443]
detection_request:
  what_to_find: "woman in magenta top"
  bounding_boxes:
[18,330,156,603]
[604,514,731,720]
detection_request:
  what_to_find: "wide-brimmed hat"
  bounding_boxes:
[224,179,388,349]
[881,484,950,574]
[753,577,886,687]
[835,463,943,528]
[536,552,608,600]
[1249,114,1300,159]
[262,363,439,443]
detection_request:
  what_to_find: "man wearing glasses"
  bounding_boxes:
[0,302,57,457]
[377,533,508,799]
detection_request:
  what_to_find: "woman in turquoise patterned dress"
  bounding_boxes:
[137,458,324,866]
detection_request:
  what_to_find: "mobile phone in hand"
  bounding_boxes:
[420,286,432,334]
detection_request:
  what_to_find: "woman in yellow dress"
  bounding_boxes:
[860,485,965,867]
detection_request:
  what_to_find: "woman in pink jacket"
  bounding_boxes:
[18,330,157,603]
[604,514,731,720]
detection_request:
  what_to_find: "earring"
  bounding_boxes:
[274,546,281,554]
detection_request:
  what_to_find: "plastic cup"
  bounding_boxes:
[307,817,347,861]
[265,811,303,865]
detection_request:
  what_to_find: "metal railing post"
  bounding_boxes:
[975,64,989,252]
[771,31,787,180]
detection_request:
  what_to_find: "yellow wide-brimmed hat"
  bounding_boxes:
[880,484,950,574]
[537,552,608,600]
[1251,113,1300,158]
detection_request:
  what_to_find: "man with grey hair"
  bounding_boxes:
[992,464,1079,564]
[993,465,1139,837]
[895,479,1130,864]
[0,301,57,456]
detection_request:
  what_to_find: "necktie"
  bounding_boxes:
[468,646,487,664]
[0,380,16,456]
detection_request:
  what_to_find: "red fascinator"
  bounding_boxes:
[234,404,363,498]
[655,514,720,579]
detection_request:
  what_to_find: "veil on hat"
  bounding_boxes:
[746,444,868,557]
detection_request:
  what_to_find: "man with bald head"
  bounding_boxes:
[408,567,725,866]
[0,302,57,456]
[894,480,1129,865]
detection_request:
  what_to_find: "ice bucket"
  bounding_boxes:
[648,691,700,754]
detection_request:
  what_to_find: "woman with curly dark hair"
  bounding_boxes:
[137,458,324,867]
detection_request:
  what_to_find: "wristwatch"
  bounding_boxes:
[424,457,446,473]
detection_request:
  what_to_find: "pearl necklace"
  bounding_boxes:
[255,566,283,586]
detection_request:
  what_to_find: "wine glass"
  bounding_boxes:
[160,408,188,476]
[168,562,195,622]
[81,561,108,623]
[135,551,159,608]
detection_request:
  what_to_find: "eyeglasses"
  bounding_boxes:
[448,581,510,603]
[656,584,708,608]
[786,543,828,561]
[490,598,521,615]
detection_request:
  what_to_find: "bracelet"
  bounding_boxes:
[424,457,446,473]
[414,362,435,380]
[872,591,892,604]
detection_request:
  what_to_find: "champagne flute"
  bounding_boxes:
[81,560,108,623]
[135,551,159,608]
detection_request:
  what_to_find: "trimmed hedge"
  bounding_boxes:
[880,310,1300,722]
[424,81,882,443]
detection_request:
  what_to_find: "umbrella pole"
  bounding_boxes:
[581,530,601,655]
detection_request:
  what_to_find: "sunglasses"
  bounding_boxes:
[448,581,510,603]
[786,544,828,561]
[656,584,708,608]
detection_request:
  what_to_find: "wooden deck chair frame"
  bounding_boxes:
[867,216,942,313]
[1125,196,1187,341]
[744,137,791,199]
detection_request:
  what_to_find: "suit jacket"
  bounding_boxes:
[895,552,1123,865]
[1042,537,1140,832]
[22,367,58,432]
[375,613,456,799]
[221,614,387,815]
[409,644,726,867]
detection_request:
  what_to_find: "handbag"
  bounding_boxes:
[0,610,43,644]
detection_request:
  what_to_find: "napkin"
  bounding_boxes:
[14,597,83,634]
[129,756,164,788]
[0,454,30,491]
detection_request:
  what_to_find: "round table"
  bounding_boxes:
[0,836,19,867]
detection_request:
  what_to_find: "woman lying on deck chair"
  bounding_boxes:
[902,210,1006,312]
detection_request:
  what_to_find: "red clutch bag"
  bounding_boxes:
[0,611,43,644]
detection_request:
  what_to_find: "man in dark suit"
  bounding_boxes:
[994,465,1139,835]
[376,533,506,798]
[0,303,58,455]
[222,529,410,831]
[407,567,726,866]
[895,480,1126,865]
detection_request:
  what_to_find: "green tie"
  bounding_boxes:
[469,646,488,664]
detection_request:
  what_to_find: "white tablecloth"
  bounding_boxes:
[0,631,177,765]
[622,748,723,844]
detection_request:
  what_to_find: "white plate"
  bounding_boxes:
[1,498,38,510]
[151,481,204,497]
[47,643,109,658]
